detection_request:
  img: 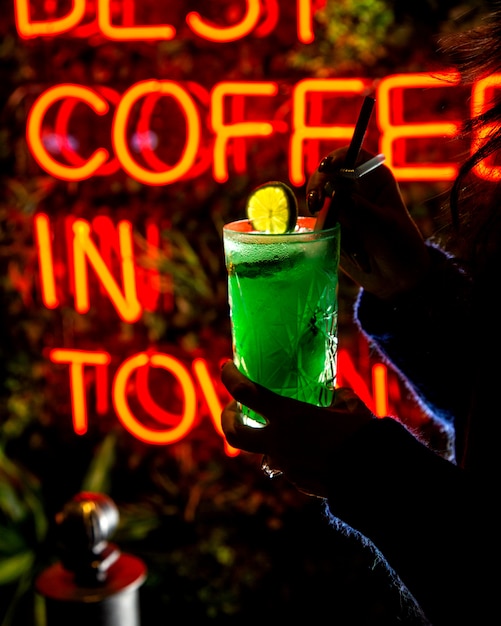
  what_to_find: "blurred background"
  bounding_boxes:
[0,1,493,624]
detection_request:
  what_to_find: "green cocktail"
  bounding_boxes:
[223,216,340,425]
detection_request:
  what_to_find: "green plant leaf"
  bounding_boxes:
[0,526,27,554]
[0,550,34,585]
[80,432,117,494]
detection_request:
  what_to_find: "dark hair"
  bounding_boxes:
[438,3,501,268]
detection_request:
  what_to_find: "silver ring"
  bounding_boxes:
[261,455,283,479]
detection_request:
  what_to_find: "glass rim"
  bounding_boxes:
[223,216,339,239]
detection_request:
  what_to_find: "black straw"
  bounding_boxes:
[343,96,376,169]
[314,95,376,231]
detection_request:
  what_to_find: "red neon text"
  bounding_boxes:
[37,214,391,452]
[34,213,170,321]
[14,0,315,43]
[26,73,501,186]
[48,347,389,453]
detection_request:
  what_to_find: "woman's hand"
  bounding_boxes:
[306,147,431,301]
[221,361,376,498]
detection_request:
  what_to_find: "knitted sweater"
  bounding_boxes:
[326,245,496,625]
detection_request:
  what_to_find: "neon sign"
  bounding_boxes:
[13,1,487,452]
[35,212,391,451]
[23,72,501,186]
[14,0,315,43]
[16,1,501,185]
[47,346,388,454]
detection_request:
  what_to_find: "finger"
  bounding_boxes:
[306,149,350,214]
[330,386,360,409]
[221,360,259,403]
[221,400,268,453]
[220,399,242,439]
[307,152,392,217]
[221,361,279,417]
[221,361,321,424]
[330,387,376,422]
[312,148,376,179]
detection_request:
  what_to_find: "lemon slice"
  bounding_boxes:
[246,181,298,233]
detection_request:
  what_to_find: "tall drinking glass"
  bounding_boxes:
[223,216,340,426]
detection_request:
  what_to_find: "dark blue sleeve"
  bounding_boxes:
[325,416,490,626]
[354,243,473,427]
[329,246,492,625]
